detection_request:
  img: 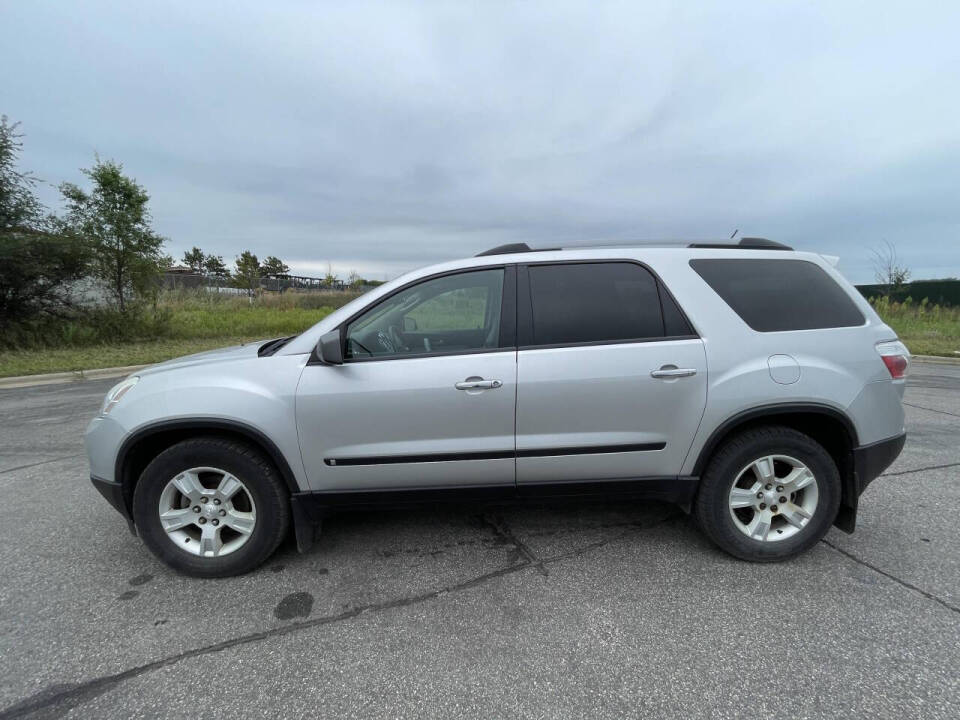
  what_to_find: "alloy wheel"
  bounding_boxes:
[157,467,257,557]
[727,454,819,542]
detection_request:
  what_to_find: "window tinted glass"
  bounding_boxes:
[658,281,694,336]
[346,269,504,359]
[689,258,864,332]
[527,263,664,345]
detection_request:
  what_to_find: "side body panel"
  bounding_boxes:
[515,339,707,482]
[295,351,518,491]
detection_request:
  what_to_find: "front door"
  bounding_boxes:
[514,261,708,485]
[296,266,518,492]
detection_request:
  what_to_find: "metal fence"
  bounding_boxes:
[161,272,371,294]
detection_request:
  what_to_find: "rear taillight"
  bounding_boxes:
[876,340,910,379]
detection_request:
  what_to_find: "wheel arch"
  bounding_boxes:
[115,419,301,521]
[691,403,860,531]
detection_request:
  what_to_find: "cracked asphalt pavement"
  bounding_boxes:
[1,362,958,719]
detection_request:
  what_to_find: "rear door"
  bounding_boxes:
[515,260,707,485]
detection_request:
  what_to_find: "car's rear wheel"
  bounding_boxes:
[694,426,840,561]
[133,438,290,577]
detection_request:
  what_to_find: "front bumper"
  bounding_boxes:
[85,415,127,484]
[835,431,906,533]
[91,475,136,535]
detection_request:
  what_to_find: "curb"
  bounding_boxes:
[912,354,960,366]
[0,364,150,390]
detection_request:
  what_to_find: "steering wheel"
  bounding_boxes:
[387,325,408,353]
[375,330,396,353]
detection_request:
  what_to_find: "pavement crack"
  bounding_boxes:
[481,513,549,576]
[0,455,84,476]
[0,562,531,720]
[541,511,681,564]
[821,539,959,615]
[1,510,680,719]
[903,401,960,419]
[880,461,960,478]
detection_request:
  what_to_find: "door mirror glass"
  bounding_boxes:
[402,316,418,332]
[317,329,344,365]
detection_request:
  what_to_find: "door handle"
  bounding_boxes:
[650,367,697,379]
[455,378,502,390]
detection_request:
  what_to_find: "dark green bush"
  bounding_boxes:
[858,279,960,306]
[1,305,172,349]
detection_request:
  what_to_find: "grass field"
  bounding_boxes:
[871,296,960,357]
[0,290,362,377]
[0,337,258,377]
[1,291,957,378]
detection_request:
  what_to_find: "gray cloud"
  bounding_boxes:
[3,0,958,282]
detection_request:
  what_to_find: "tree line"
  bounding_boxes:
[179,247,291,291]
[174,247,373,291]
[1,115,371,335]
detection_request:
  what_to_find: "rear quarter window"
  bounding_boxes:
[689,258,864,332]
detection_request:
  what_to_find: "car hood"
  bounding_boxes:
[135,341,267,377]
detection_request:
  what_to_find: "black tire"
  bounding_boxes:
[693,426,840,562]
[133,437,290,577]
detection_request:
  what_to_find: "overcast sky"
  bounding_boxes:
[3,1,958,282]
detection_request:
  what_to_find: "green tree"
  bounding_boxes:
[261,255,290,278]
[347,269,364,290]
[0,117,89,329]
[233,250,261,292]
[60,158,166,311]
[182,246,205,273]
[0,116,44,230]
[203,253,229,279]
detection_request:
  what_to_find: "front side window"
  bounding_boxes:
[525,262,668,346]
[345,268,504,359]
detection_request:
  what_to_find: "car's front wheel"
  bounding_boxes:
[694,426,841,561]
[133,438,290,577]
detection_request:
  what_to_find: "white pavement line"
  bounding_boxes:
[0,364,150,390]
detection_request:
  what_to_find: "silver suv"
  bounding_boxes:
[86,239,909,576]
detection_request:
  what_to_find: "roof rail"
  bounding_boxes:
[687,237,793,251]
[475,242,562,257]
[476,238,792,256]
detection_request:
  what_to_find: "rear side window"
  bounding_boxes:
[689,258,864,332]
[525,262,683,346]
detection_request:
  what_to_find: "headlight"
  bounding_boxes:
[101,376,139,415]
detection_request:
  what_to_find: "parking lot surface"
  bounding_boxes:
[1,362,958,719]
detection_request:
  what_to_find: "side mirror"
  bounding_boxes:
[403,316,418,332]
[317,329,344,365]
